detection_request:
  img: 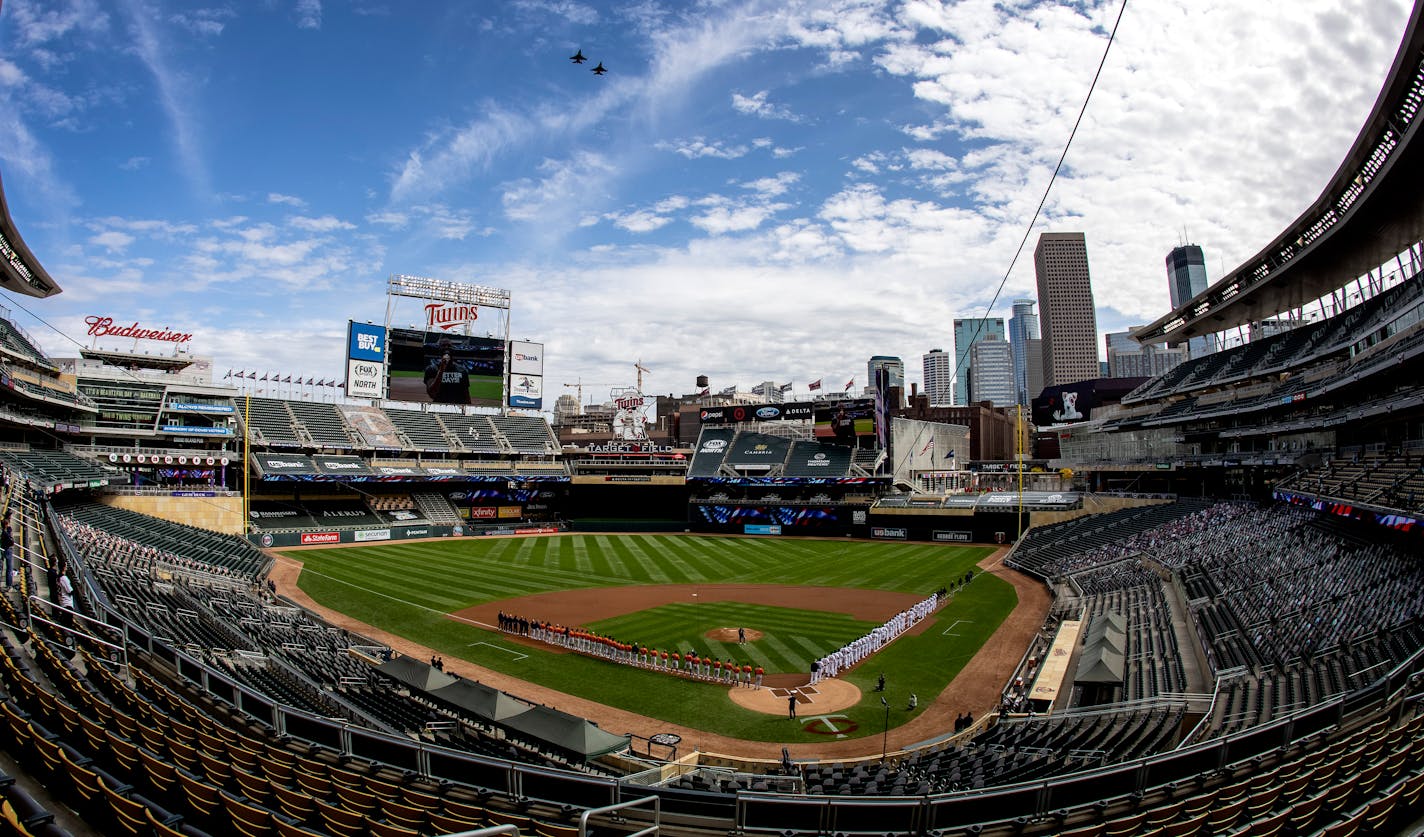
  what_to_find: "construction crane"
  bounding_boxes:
[634,360,650,392]
[562,379,583,413]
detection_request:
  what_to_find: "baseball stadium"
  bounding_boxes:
[1,3,1424,837]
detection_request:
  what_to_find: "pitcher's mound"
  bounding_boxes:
[706,627,764,642]
[729,679,862,715]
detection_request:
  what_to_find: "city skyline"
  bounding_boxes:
[0,1,1412,401]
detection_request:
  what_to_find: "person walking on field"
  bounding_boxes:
[787,691,798,720]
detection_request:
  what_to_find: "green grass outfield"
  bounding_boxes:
[285,534,1014,742]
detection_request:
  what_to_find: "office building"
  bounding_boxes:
[1034,232,1100,387]
[867,356,905,407]
[1024,338,1045,403]
[1105,329,1187,378]
[922,349,953,407]
[1166,244,1217,359]
[953,317,1005,406]
[969,335,1017,407]
[1008,299,1039,407]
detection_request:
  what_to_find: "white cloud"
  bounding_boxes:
[657,137,749,159]
[501,152,615,223]
[169,8,233,37]
[389,108,529,203]
[732,90,799,121]
[690,201,787,235]
[609,210,673,233]
[294,0,322,29]
[268,193,307,207]
[741,172,800,198]
[119,156,149,171]
[89,230,134,252]
[290,215,356,232]
[124,2,212,197]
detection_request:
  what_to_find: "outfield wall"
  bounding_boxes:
[103,493,245,534]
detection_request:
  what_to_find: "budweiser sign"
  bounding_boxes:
[85,316,193,344]
[424,302,479,331]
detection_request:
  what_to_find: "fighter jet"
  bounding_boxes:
[570,49,587,64]
[591,62,607,75]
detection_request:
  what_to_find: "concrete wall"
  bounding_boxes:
[1029,494,1173,527]
[102,494,245,535]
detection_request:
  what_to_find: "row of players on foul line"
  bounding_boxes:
[495,574,970,686]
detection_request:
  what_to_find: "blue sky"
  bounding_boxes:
[0,0,1413,405]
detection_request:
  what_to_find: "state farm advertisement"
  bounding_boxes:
[300,532,340,545]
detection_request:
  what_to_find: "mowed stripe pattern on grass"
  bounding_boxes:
[285,534,1008,741]
[587,602,878,674]
[293,535,981,614]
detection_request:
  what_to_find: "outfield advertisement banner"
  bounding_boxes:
[934,530,974,542]
[345,321,388,400]
[871,526,908,540]
[386,326,504,407]
[300,532,340,545]
[698,402,815,425]
[508,373,543,409]
[354,529,392,542]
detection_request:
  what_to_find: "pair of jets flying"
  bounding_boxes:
[569,49,606,75]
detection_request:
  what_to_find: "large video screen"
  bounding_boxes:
[386,327,504,407]
[813,399,877,446]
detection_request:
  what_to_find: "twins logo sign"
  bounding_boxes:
[800,714,859,738]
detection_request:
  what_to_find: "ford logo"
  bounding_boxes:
[756,407,780,419]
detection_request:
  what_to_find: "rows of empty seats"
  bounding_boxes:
[1123,265,1423,404]
[0,449,115,487]
[0,317,53,366]
[489,414,558,454]
[54,499,267,578]
[241,397,302,447]
[382,407,455,451]
[1006,499,1211,578]
[286,400,357,448]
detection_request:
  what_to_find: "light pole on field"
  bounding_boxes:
[880,696,890,761]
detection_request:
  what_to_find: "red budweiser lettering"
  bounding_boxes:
[85,316,193,344]
[424,303,479,331]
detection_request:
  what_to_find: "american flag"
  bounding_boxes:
[920,437,935,455]
[844,378,854,391]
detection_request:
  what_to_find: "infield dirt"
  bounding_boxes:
[269,538,1047,760]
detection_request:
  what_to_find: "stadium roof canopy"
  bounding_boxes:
[1134,3,1424,346]
[0,170,62,298]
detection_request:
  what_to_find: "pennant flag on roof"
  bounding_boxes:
[808,379,822,391]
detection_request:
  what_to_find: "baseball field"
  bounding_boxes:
[283,534,1016,743]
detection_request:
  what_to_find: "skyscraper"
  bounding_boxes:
[969,335,1017,407]
[1034,232,1100,387]
[1166,244,1217,359]
[1008,299,1039,407]
[867,356,905,406]
[922,349,953,407]
[1105,329,1187,378]
[953,317,1005,406]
